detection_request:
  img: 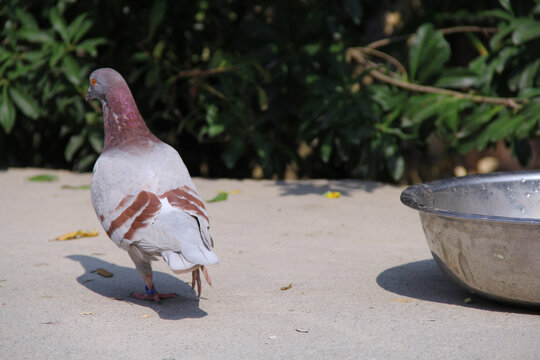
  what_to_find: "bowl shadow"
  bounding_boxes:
[67,254,208,320]
[376,258,540,315]
[271,179,383,197]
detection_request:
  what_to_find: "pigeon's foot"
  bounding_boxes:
[191,266,212,298]
[131,286,174,304]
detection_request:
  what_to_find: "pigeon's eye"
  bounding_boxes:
[90,78,97,86]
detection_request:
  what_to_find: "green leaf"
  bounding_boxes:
[320,133,333,163]
[88,131,103,153]
[68,14,92,44]
[498,0,513,13]
[402,94,442,126]
[28,174,59,182]
[62,55,81,86]
[518,88,540,99]
[208,123,225,137]
[76,38,107,57]
[15,8,38,29]
[222,138,246,169]
[75,153,97,171]
[49,43,66,68]
[65,134,85,161]
[205,104,219,125]
[208,192,228,203]
[256,86,268,111]
[385,145,405,182]
[148,0,167,39]
[409,24,451,83]
[49,7,69,43]
[0,86,16,133]
[485,113,524,142]
[489,23,513,49]
[17,29,54,43]
[61,184,90,190]
[8,86,40,119]
[508,59,540,91]
[459,105,504,138]
[512,19,540,45]
[435,68,478,89]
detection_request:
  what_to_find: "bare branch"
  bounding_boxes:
[366,26,498,49]
[177,67,235,79]
[346,48,523,110]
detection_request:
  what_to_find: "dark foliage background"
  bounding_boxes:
[2,0,540,182]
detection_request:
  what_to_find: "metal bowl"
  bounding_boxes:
[401,171,540,307]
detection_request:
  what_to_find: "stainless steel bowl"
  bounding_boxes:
[401,171,540,307]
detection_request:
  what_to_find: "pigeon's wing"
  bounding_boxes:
[109,189,219,272]
[91,148,218,270]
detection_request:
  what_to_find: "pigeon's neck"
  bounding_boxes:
[101,83,159,152]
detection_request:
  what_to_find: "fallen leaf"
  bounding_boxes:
[324,191,341,199]
[79,311,93,315]
[280,283,293,291]
[208,190,241,202]
[208,192,228,202]
[464,297,474,304]
[61,184,90,190]
[140,314,150,318]
[295,328,310,333]
[55,229,99,241]
[28,174,59,182]
[92,268,113,278]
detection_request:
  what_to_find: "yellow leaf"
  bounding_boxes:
[55,229,99,241]
[280,283,293,291]
[141,314,150,318]
[324,191,341,199]
[93,268,113,278]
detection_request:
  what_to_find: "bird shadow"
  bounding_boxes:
[67,255,207,320]
[376,258,540,315]
[271,179,383,197]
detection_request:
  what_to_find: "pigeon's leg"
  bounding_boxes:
[191,268,201,297]
[191,266,212,298]
[128,246,174,303]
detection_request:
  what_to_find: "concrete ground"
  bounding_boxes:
[1,168,538,359]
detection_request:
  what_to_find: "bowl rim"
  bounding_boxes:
[400,170,540,225]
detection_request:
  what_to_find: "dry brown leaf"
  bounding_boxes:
[79,311,93,315]
[55,229,99,241]
[280,283,293,291]
[90,268,113,278]
[93,268,113,278]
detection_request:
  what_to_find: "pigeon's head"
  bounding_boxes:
[85,68,126,103]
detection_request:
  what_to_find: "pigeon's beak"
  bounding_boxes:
[85,87,94,102]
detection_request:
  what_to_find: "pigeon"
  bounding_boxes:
[85,68,219,303]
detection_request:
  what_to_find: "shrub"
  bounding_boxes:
[2,0,540,182]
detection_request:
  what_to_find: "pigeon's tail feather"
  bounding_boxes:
[161,249,219,274]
